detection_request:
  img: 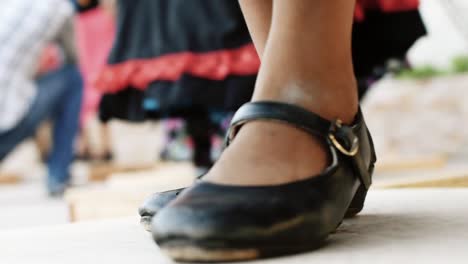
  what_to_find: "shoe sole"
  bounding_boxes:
[140,216,152,232]
[161,246,260,262]
[159,236,327,263]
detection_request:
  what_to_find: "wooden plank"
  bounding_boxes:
[375,155,447,173]
[374,161,468,188]
[0,173,21,185]
[65,188,152,222]
[65,163,195,222]
[2,189,468,264]
[87,162,156,182]
[384,175,468,188]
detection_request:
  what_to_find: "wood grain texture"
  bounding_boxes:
[1,189,468,264]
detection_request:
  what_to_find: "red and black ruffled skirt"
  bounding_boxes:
[97,0,425,122]
[97,0,257,122]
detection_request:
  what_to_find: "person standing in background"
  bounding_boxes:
[73,0,115,160]
[0,0,83,196]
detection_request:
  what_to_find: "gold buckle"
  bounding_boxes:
[328,120,359,156]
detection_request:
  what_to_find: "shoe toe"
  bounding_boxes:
[151,183,329,245]
[139,189,184,231]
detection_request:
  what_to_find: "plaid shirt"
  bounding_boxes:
[0,0,74,132]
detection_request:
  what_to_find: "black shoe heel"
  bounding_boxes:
[346,130,376,218]
[345,184,368,218]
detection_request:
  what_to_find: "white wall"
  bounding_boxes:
[409,0,468,68]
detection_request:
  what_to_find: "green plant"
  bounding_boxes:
[452,56,468,73]
[396,66,444,79]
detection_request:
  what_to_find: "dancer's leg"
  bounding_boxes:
[205,0,358,185]
[238,0,272,56]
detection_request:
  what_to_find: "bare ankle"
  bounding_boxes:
[253,77,358,123]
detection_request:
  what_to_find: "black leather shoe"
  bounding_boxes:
[151,101,376,262]
[139,188,185,231]
[139,176,204,231]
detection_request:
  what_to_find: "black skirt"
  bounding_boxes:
[99,2,425,122]
[99,0,257,122]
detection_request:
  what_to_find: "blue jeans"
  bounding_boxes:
[0,64,83,189]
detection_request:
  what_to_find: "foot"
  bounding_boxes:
[47,185,67,198]
[205,100,357,186]
[47,179,69,198]
[151,101,375,263]
[205,120,327,185]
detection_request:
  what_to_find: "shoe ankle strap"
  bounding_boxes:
[225,101,372,189]
[227,101,331,143]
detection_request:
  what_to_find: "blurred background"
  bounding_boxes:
[1,0,468,231]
